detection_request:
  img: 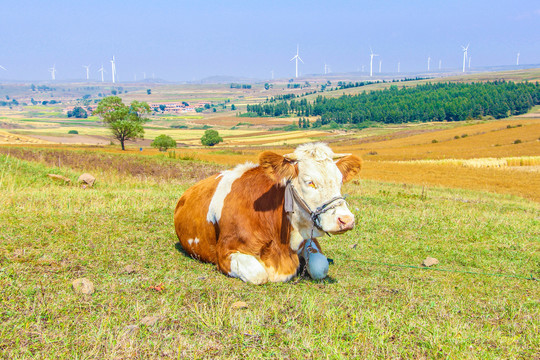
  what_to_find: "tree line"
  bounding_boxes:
[243,81,540,125]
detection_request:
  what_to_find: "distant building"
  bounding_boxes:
[148,101,197,114]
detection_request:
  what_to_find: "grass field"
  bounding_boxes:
[1,69,539,357]
[0,150,538,359]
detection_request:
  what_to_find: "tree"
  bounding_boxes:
[93,96,150,150]
[147,89,152,95]
[231,104,236,110]
[67,106,88,118]
[159,104,166,112]
[201,129,223,146]
[151,134,177,151]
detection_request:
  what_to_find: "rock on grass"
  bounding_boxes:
[48,174,71,184]
[140,316,162,326]
[231,301,248,309]
[78,173,96,187]
[72,278,95,295]
[422,257,439,267]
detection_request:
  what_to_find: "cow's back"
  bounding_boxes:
[174,174,221,263]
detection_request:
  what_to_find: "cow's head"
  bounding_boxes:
[260,143,362,237]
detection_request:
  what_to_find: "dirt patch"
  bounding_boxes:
[32,134,111,145]
[30,134,154,147]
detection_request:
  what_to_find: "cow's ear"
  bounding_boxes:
[259,151,298,183]
[335,155,362,183]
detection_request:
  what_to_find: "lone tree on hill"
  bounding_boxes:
[200,129,223,146]
[151,134,177,151]
[94,96,151,150]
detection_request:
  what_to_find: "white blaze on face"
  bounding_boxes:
[290,143,355,235]
[207,162,258,224]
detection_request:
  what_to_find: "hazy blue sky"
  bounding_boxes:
[1,0,539,81]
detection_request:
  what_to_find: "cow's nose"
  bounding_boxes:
[337,215,355,231]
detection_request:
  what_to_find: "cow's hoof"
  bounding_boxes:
[307,252,329,280]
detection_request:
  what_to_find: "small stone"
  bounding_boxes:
[349,243,357,249]
[422,257,439,267]
[72,278,95,295]
[231,301,248,309]
[78,173,96,187]
[124,265,136,274]
[48,174,71,184]
[140,316,162,326]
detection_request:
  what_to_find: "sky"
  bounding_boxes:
[1,0,539,82]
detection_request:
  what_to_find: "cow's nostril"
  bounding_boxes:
[338,216,355,230]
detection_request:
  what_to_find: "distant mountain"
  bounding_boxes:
[195,75,259,84]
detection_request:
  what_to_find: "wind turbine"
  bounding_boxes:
[271,70,274,79]
[397,61,400,73]
[324,63,328,75]
[461,44,469,72]
[427,56,431,71]
[439,59,442,70]
[83,65,90,80]
[49,65,56,80]
[98,64,106,83]
[379,59,382,73]
[516,52,520,66]
[290,44,304,78]
[369,48,378,77]
[110,56,117,83]
[468,56,471,69]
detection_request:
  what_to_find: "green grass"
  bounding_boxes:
[0,151,538,359]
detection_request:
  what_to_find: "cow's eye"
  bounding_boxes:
[307,181,317,188]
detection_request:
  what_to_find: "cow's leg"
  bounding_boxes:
[228,253,269,285]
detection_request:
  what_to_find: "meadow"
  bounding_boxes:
[0,147,539,359]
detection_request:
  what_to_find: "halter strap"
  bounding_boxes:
[284,181,346,234]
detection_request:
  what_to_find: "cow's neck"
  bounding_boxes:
[288,210,324,252]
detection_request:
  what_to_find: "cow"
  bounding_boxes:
[173,142,362,284]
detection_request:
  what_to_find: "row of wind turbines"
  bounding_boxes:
[290,44,523,78]
[0,47,525,81]
[44,56,118,82]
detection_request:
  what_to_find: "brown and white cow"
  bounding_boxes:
[173,143,362,284]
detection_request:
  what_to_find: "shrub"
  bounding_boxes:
[461,134,468,138]
[454,135,460,139]
[513,139,522,144]
[68,130,79,134]
[151,134,177,151]
[201,130,223,146]
[432,139,438,143]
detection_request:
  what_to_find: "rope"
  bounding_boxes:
[338,258,538,281]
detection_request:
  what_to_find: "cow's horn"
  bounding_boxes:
[332,153,351,159]
[283,153,298,161]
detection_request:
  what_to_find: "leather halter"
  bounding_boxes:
[284,180,346,237]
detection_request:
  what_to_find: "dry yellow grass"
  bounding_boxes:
[333,118,540,161]
[0,130,52,145]
[361,160,540,202]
